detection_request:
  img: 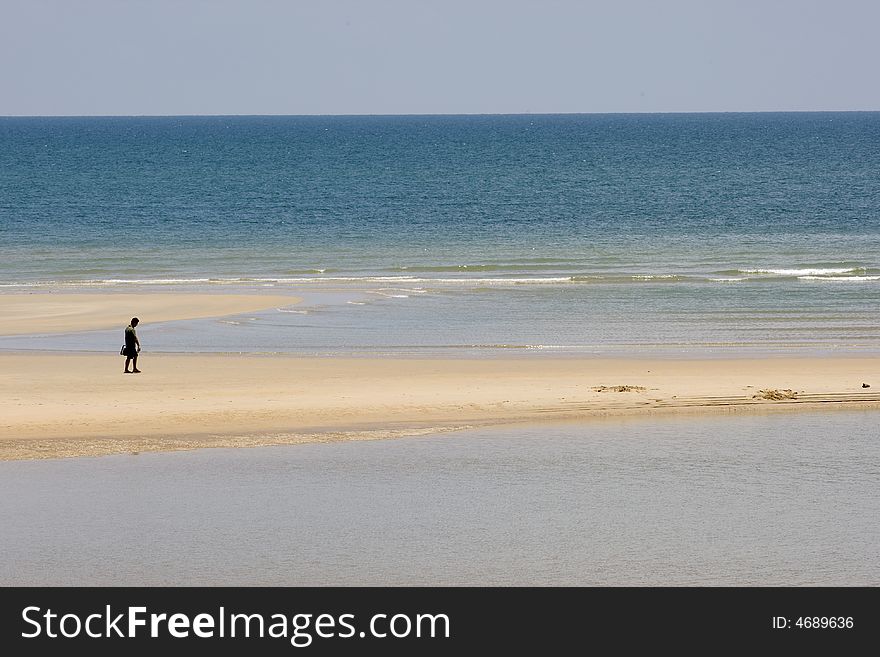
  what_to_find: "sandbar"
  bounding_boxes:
[0,293,301,336]
[2,353,878,460]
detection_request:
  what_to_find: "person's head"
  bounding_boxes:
[131,317,139,327]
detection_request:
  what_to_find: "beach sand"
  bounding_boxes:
[0,293,300,335]
[2,291,879,460]
[2,352,879,460]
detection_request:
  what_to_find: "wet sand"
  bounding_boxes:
[0,292,300,335]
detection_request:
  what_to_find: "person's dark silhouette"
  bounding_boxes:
[124,317,141,373]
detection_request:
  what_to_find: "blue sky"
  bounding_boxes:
[2,0,878,115]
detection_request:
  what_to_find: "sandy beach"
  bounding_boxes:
[0,293,301,335]
[2,291,879,460]
[3,350,879,460]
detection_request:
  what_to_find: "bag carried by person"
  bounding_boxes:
[120,345,126,356]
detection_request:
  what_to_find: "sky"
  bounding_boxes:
[1,0,878,116]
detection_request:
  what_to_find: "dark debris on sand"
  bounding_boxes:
[753,389,798,400]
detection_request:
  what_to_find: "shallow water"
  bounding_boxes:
[2,410,877,586]
[3,281,880,358]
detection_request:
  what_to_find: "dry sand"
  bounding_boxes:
[2,352,879,460]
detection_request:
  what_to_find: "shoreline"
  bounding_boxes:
[2,352,878,461]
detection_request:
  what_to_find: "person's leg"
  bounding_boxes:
[132,353,140,373]
[124,355,132,373]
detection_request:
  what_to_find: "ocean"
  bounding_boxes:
[2,112,880,355]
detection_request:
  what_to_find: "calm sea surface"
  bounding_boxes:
[2,113,880,355]
[1,410,877,586]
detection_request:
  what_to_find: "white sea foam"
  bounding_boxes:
[0,278,214,287]
[740,268,863,276]
[92,278,213,284]
[3,268,874,290]
[366,291,410,298]
[798,275,880,282]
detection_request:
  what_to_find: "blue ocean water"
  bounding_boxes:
[2,113,879,355]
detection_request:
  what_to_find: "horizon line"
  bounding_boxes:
[2,109,879,119]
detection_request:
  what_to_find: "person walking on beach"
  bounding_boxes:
[124,317,141,373]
